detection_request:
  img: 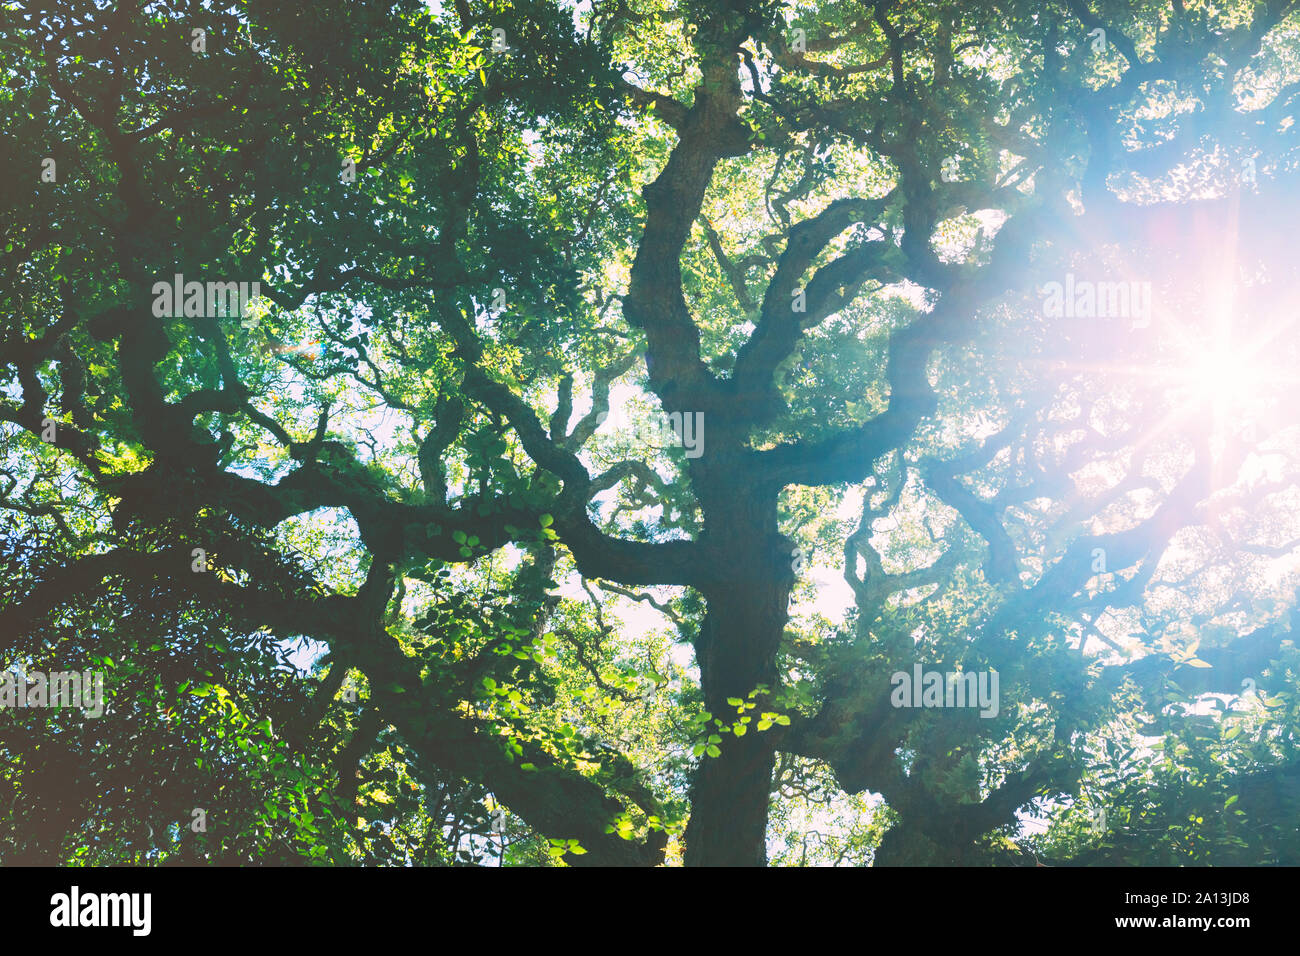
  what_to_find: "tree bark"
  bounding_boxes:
[683,484,791,865]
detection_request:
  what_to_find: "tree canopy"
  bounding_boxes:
[2,0,1299,866]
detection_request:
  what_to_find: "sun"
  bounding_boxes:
[1158,310,1300,474]
[1179,341,1258,413]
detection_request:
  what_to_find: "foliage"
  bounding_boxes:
[2,0,1299,865]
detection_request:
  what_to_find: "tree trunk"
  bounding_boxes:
[683,486,791,866]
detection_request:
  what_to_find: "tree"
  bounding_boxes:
[2,0,1298,866]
